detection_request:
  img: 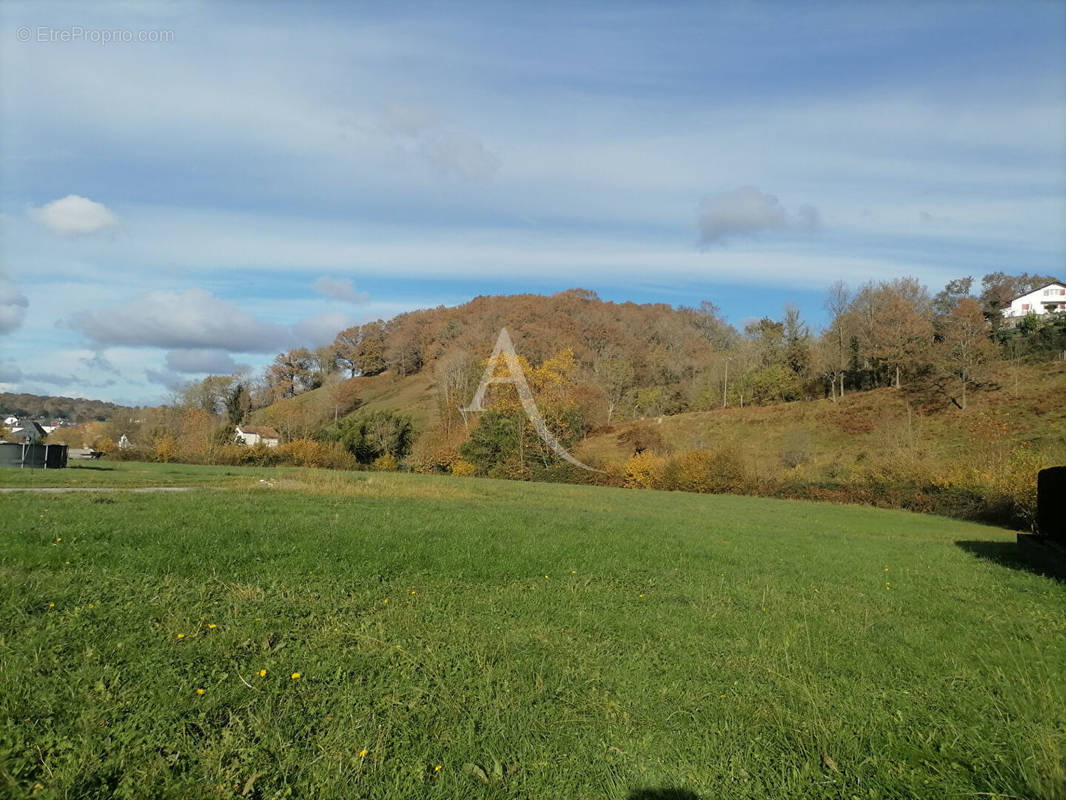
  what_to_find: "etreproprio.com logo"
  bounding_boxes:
[16,26,175,44]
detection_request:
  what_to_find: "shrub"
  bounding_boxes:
[333,410,414,464]
[153,436,177,463]
[617,424,667,455]
[623,450,668,489]
[450,459,476,477]
[661,449,748,494]
[275,439,357,470]
[372,453,398,471]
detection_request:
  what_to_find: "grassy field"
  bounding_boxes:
[2,462,1064,799]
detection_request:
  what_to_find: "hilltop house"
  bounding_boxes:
[1002,281,1066,319]
[234,425,281,448]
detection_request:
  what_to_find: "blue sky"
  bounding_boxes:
[1,0,1063,405]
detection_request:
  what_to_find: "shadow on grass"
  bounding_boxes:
[955,539,1064,582]
[70,465,115,471]
[627,791,700,800]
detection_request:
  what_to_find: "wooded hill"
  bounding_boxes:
[70,275,1066,527]
[0,392,139,423]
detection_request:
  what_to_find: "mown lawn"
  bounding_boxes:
[1,463,1063,799]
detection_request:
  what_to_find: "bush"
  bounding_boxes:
[450,459,476,477]
[275,439,357,470]
[333,410,413,465]
[623,450,668,489]
[661,449,748,494]
[617,424,667,455]
[372,453,398,471]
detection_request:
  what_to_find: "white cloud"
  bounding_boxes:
[0,278,29,334]
[312,276,371,304]
[382,102,499,180]
[67,289,353,354]
[30,195,119,236]
[697,187,819,244]
[293,311,355,347]
[164,348,240,374]
[69,289,290,352]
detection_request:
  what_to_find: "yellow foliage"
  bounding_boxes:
[275,439,357,470]
[372,453,398,471]
[623,450,668,489]
[450,459,476,477]
[154,436,177,463]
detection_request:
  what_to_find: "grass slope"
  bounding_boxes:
[578,360,1066,476]
[2,463,1064,799]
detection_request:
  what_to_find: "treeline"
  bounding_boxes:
[157,271,1066,462]
[249,272,1064,421]
[0,392,139,423]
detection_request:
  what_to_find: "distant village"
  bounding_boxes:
[1,412,280,461]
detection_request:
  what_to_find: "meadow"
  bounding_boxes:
[1,462,1064,799]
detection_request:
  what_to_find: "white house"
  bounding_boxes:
[234,425,281,448]
[1002,282,1066,319]
[3,416,18,427]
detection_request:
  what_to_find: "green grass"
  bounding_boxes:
[2,463,1064,799]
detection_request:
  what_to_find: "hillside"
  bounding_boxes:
[577,359,1066,476]
[0,392,139,423]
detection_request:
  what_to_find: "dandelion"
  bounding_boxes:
[177,633,185,639]
[410,590,416,595]
[434,765,442,772]
[48,602,55,608]
[544,575,550,579]
[207,624,217,629]
[55,537,61,542]
[258,669,267,677]
[639,593,645,598]
[359,749,369,758]
[196,688,205,695]
[383,599,389,605]
[291,672,301,680]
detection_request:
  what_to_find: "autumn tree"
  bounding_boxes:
[354,321,388,376]
[933,297,997,410]
[849,278,934,387]
[823,280,852,399]
[332,326,363,377]
[266,348,322,400]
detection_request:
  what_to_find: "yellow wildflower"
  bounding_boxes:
[207,624,217,629]
[177,633,185,639]
[196,688,205,695]
[291,672,301,680]
[259,669,267,677]
[359,749,369,758]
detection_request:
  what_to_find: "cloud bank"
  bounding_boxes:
[697,187,819,244]
[0,279,29,334]
[30,195,119,236]
[70,289,290,352]
[164,348,240,374]
[312,276,371,304]
[68,289,353,354]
